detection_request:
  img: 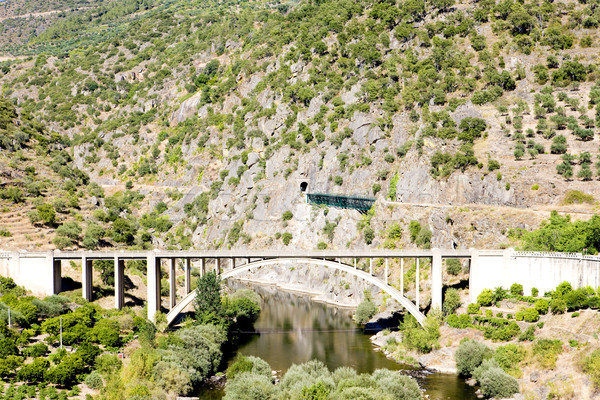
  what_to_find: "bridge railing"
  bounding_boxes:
[0,252,11,259]
[513,251,600,261]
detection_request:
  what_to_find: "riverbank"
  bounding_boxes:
[369,306,600,400]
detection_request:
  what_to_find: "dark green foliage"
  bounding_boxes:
[355,299,377,325]
[446,259,461,275]
[447,314,472,329]
[442,288,461,315]
[194,272,222,324]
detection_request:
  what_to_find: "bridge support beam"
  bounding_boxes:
[184,258,191,294]
[169,258,177,309]
[431,249,443,310]
[231,258,235,270]
[114,257,125,309]
[469,249,479,304]
[400,259,404,297]
[147,255,160,322]
[216,258,221,274]
[385,258,389,285]
[200,258,205,277]
[82,257,93,301]
[52,258,62,295]
[416,258,420,310]
[369,258,373,275]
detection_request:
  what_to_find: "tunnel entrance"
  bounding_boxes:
[300,181,308,192]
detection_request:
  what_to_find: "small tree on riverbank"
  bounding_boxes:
[194,272,222,324]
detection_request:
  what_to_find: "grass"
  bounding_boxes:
[561,190,594,205]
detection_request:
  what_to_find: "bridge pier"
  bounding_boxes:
[169,258,177,309]
[385,258,389,285]
[184,258,191,294]
[416,258,420,310]
[200,258,205,277]
[82,256,93,301]
[216,258,221,274]
[52,259,62,295]
[400,258,404,297]
[114,257,125,309]
[231,258,236,270]
[431,249,442,310]
[147,255,160,322]
[369,258,373,275]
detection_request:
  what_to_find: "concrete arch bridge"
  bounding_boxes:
[1,249,600,327]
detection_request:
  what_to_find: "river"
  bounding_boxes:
[198,281,478,399]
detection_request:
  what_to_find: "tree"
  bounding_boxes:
[17,358,49,383]
[194,272,222,324]
[355,298,377,325]
[443,288,461,315]
[37,204,56,226]
[455,339,493,376]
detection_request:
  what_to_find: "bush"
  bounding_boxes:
[534,299,549,315]
[282,211,293,221]
[455,339,493,377]
[446,259,461,275]
[510,283,523,296]
[531,287,539,297]
[226,355,271,381]
[442,288,461,315]
[533,339,563,369]
[583,349,600,389]
[515,307,539,322]
[84,371,103,390]
[550,298,567,314]
[494,344,526,376]
[281,232,293,245]
[447,314,472,329]
[479,367,519,398]
[518,325,536,342]
[467,303,481,314]
[477,289,494,306]
[355,299,377,325]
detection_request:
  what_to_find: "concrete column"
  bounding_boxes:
[216,258,221,274]
[200,258,205,277]
[169,258,176,309]
[469,249,479,304]
[147,255,160,322]
[400,258,404,297]
[231,258,236,270]
[354,258,357,269]
[369,258,373,275]
[247,257,251,265]
[82,257,93,301]
[431,248,443,310]
[184,258,191,294]
[416,258,420,310]
[114,257,125,309]
[385,258,389,285]
[52,258,62,295]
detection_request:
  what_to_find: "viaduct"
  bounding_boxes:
[1,249,600,326]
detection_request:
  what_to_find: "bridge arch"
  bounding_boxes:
[165,257,426,326]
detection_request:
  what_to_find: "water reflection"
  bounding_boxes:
[201,281,478,400]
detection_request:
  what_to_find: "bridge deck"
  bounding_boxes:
[49,249,478,260]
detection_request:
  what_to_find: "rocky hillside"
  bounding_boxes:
[0,0,599,253]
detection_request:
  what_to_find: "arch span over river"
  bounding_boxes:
[1,249,599,326]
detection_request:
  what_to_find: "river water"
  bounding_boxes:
[199,281,478,399]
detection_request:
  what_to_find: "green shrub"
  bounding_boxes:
[223,372,276,400]
[282,232,293,245]
[446,259,462,276]
[467,303,480,314]
[533,339,563,369]
[84,371,104,390]
[226,355,271,381]
[534,299,549,314]
[531,287,539,297]
[515,307,539,322]
[447,314,472,329]
[355,299,377,325]
[442,288,461,316]
[518,326,536,342]
[477,289,494,306]
[510,283,523,296]
[494,344,526,376]
[282,211,293,221]
[479,367,519,398]
[455,339,493,377]
[583,349,600,389]
[550,298,567,314]
[571,312,580,318]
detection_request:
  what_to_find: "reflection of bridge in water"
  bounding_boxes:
[1,249,600,327]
